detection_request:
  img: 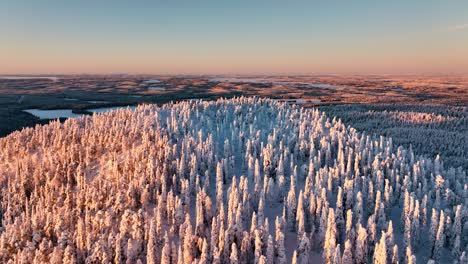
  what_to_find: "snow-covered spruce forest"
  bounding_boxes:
[0,98,466,264]
[319,104,468,170]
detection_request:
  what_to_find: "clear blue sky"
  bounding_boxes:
[1,0,468,74]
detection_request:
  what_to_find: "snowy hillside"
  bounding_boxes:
[0,97,466,263]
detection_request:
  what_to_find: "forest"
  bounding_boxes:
[0,97,466,263]
[319,104,468,170]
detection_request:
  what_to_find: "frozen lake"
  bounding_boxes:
[305,83,341,89]
[87,101,110,104]
[148,86,166,91]
[142,80,161,84]
[23,109,82,119]
[275,98,321,105]
[209,77,270,83]
[390,87,405,92]
[24,106,137,119]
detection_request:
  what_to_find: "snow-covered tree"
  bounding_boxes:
[433,211,446,261]
[275,228,287,264]
[342,239,353,264]
[229,243,238,264]
[297,232,310,264]
[373,232,387,264]
[323,208,337,263]
[355,224,368,264]
[161,232,171,264]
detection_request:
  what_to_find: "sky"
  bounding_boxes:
[1,0,468,75]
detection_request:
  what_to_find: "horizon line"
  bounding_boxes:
[1,72,468,77]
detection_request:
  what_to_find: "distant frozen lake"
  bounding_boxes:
[275,98,321,104]
[209,78,269,83]
[87,101,110,104]
[142,80,161,84]
[23,109,81,119]
[305,83,341,89]
[24,105,137,119]
[148,86,166,91]
[390,87,405,92]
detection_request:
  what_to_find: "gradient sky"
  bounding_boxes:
[1,0,468,74]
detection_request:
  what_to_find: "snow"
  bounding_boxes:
[23,109,82,119]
